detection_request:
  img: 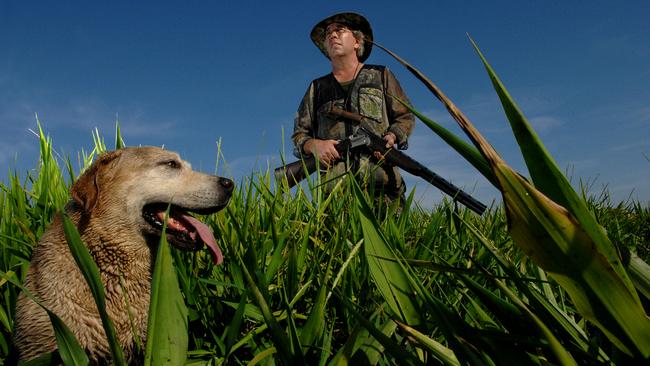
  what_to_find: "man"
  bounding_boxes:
[292,12,415,206]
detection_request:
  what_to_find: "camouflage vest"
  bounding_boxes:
[311,65,388,141]
[307,65,406,196]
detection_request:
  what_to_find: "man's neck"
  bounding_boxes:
[331,56,363,83]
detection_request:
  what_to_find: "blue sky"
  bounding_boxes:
[2,1,648,208]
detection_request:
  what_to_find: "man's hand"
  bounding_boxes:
[372,132,397,160]
[383,132,396,148]
[304,139,340,167]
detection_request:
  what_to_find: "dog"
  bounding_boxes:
[14,146,233,364]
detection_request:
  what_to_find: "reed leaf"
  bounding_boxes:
[395,96,495,185]
[335,295,421,366]
[370,42,495,185]
[498,169,649,355]
[225,294,248,353]
[395,321,459,366]
[4,271,88,366]
[299,267,328,347]
[467,38,650,357]
[462,218,612,363]
[376,37,650,358]
[469,35,640,304]
[236,250,297,364]
[114,121,125,150]
[351,178,422,326]
[144,210,188,366]
[352,319,398,365]
[248,348,277,366]
[48,312,90,366]
[61,213,126,365]
[492,277,578,366]
[628,252,650,300]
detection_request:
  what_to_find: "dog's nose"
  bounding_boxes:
[219,177,234,191]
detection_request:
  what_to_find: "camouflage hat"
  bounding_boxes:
[310,12,374,62]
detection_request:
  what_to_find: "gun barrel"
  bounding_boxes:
[354,127,487,215]
[383,148,487,215]
[274,157,318,188]
[422,173,487,215]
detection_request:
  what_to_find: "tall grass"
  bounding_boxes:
[2,128,647,365]
[1,42,649,364]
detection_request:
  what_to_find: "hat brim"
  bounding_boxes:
[310,12,373,62]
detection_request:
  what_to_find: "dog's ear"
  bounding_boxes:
[71,151,121,212]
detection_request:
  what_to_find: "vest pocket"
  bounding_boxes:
[358,87,384,122]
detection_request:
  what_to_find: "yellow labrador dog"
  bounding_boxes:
[14,146,233,364]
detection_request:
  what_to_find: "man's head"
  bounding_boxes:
[310,12,373,62]
[322,22,365,60]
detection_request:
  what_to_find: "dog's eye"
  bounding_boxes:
[161,160,180,169]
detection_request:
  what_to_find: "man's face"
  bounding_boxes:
[324,23,359,59]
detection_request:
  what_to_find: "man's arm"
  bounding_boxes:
[383,67,415,150]
[292,82,341,166]
[292,83,316,158]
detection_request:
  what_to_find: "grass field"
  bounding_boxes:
[1,42,649,365]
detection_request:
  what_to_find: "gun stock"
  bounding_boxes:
[275,138,358,188]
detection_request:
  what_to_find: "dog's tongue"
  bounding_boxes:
[181,214,223,265]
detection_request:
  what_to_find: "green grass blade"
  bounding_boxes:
[236,252,296,365]
[4,272,88,366]
[629,252,650,300]
[114,120,125,150]
[248,347,277,366]
[48,312,90,366]
[395,321,460,366]
[352,319,398,365]
[144,212,188,366]
[378,32,650,357]
[491,278,578,366]
[463,37,650,357]
[468,36,639,299]
[352,178,422,326]
[282,286,306,364]
[462,217,612,363]
[500,170,650,355]
[299,272,327,347]
[394,96,495,185]
[61,213,126,365]
[335,295,421,366]
[371,41,496,186]
[225,294,248,353]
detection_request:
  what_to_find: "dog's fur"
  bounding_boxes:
[14,146,233,363]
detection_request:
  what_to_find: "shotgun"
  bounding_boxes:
[277,109,487,215]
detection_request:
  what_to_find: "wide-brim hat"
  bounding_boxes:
[310,12,373,62]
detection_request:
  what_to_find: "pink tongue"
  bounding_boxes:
[180,214,223,265]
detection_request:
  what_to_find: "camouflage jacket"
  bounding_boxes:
[291,65,415,193]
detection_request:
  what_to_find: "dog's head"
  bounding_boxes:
[70,146,234,264]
